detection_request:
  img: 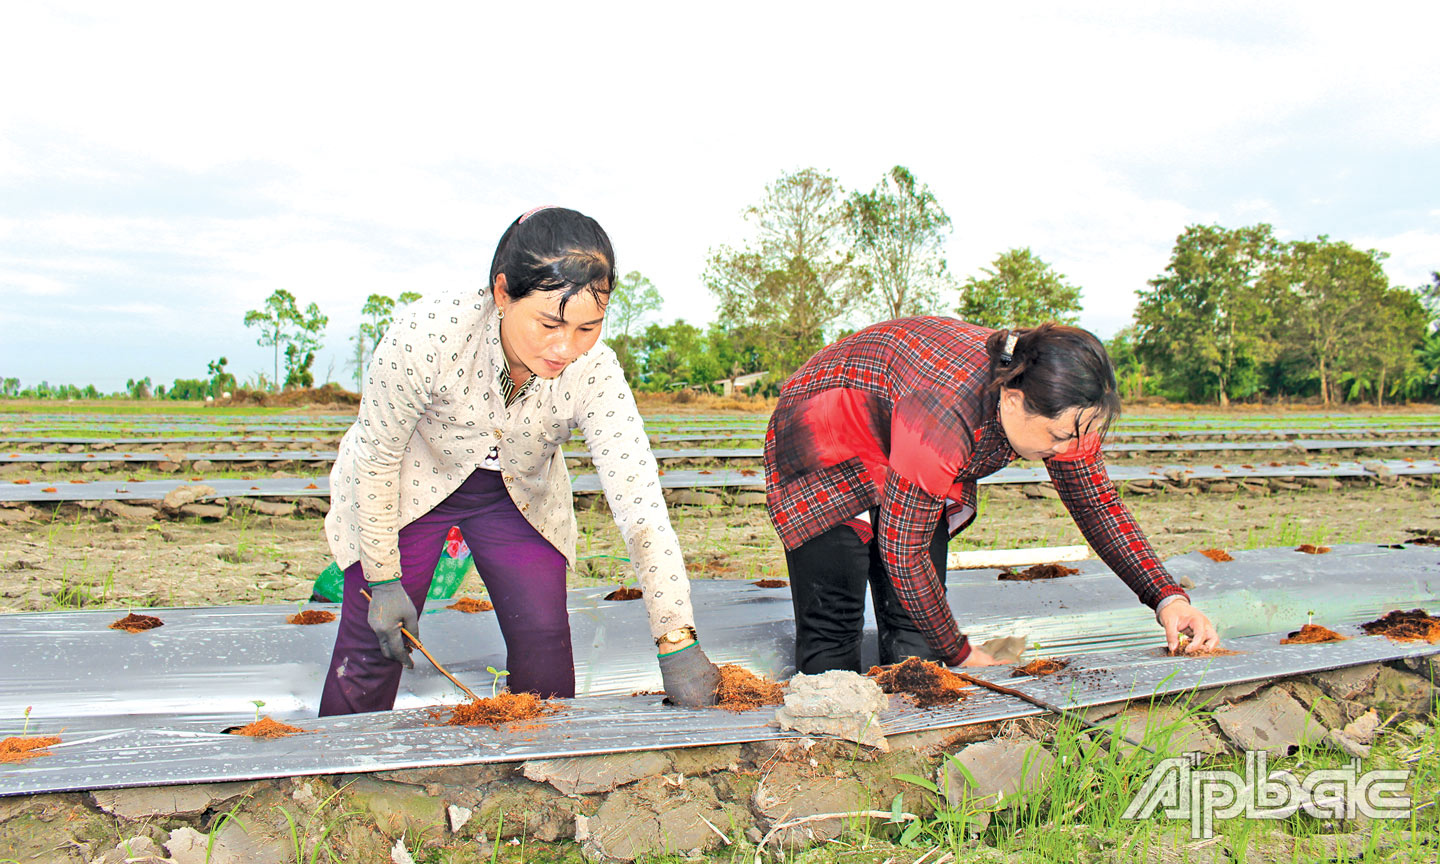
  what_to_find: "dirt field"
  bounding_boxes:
[1,482,1435,614]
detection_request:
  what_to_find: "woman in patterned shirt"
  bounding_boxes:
[764,320,1220,673]
[319,206,721,715]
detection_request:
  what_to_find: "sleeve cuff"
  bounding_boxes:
[946,635,972,667]
[1154,592,1189,623]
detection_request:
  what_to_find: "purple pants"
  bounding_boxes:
[318,469,573,716]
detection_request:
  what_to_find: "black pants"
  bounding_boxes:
[785,514,949,674]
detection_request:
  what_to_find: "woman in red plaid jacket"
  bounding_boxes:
[764,319,1220,672]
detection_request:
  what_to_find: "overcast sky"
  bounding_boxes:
[2,1,1437,392]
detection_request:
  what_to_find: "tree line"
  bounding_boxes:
[5,168,1435,405]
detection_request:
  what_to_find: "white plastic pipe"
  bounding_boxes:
[946,544,1090,570]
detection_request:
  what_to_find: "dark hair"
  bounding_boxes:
[985,323,1122,437]
[488,207,617,316]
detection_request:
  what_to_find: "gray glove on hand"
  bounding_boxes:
[658,643,722,707]
[367,580,418,668]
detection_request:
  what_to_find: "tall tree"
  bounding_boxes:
[957,248,1083,330]
[605,271,663,384]
[244,289,299,389]
[705,168,856,378]
[1133,224,1279,406]
[846,165,952,320]
[1271,236,1390,406]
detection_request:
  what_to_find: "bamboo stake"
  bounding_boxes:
[361,590,483,702]
[951,671,1156,755]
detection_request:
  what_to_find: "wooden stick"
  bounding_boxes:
[361,590,483,702]
[952,671,1156,755]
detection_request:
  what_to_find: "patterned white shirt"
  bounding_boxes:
[325,286,693,637]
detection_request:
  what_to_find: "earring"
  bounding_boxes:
[497,307,505,320]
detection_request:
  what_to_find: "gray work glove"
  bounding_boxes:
[658,643,722,707]
[367,580,418,668]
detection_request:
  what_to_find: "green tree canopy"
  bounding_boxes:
[846,165,952,320]
[957,248,1082,330]
[1133,224,1280,406]
[705,168,857,378]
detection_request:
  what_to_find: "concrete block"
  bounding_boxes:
[523,751,672,796]
[941,737,1055,810]
[1213,687,1328,756]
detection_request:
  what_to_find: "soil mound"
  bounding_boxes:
[715,665,784,711]
[109,613,163,633]
[1012,658,1068,677]
[1296,544,1331,554]
[1280,624,1348,644]
[287,610,336,625]
[1361,609,1440,644]
[223,384,360,407]
[1405,536,1440,547]
[997,563,1078,581]
[1200,548,1234,562]
[444,693,559,728]
[227,717,305,739]
[446,597,494,612]
[752,579,789,588]
[868,657,970,708]
[604,586,643,601]
[0,736,61,763]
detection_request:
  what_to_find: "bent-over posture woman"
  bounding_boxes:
[320,206,721,714]
[764,319,1220,673]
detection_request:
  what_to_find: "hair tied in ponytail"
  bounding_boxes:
[518,204,557,224]
[999,331,1019,365]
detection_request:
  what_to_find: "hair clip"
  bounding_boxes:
[518,205,557,224]
[1000,332,1019,364]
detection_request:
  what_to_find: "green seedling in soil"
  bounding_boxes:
[250,700,265,723]
[485,666,510,699]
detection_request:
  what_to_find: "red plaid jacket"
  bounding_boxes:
[764,317,1189,665]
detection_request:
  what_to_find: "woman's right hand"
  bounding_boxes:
[958,648,1008,667]
[367,580,419,668]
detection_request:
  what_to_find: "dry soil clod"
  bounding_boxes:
[752,579,789,588]
[1200,548,1234,562]
[109,612,163,633]
[1296,544,1332,554]
[603,586,643,601]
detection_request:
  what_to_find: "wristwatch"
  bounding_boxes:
[655,626,698,649]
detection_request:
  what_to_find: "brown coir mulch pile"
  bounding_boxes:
[1012,658,1069,677]
[1280,624,1349,644]
[997,563,1078,581]
[715,665,785,711]
[1361,609,1440,644]
[446,597,494,612]
[868,657,970,708]
[1200,548,1234,562]
[444,693,559,728]
[288,610,336,625]
[0,736,61,763]
[1296,544,1332,554]
[752,579,789,588]
[604,587,643,601]
[1165,638,1242,658]
[109,613,163,633]
[227,717,305,739]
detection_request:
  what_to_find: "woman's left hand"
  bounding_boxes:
[658,643,722,707]
[1158,599,1220,653]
